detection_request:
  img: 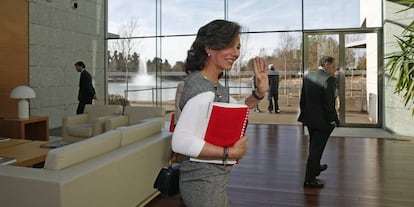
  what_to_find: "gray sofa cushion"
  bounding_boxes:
[44,130,122,170]
[66,123,93,137]
[118,118,162,146]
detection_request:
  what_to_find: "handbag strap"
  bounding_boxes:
[166,144,178,165]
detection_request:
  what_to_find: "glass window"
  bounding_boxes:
[160,36,195,66]
[304,0,362,30]
[107,38,157,105]
[228,0,302,31]
[108,0,156,37]
[158,35,196,111]
[230,32,303,107]
[106,0,383,126]
[161,0,224,35]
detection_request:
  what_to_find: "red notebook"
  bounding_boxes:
[203,102,249,147]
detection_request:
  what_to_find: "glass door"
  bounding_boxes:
[303,30,381,127]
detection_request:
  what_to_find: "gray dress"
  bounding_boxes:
[179,72,233,207]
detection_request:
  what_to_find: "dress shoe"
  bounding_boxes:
[316,164,328,176]
[304,179,324,188]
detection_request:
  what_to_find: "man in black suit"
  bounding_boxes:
[298,56,340,188]
[267,64,280,113]
[74,61,96,114]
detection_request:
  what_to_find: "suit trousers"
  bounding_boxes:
[76,99,93,114]
[267,93,279,112]
[305,126,334,181]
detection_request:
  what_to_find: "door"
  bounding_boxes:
[303,30,381,127]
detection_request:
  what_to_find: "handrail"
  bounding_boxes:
[122,85,367,109]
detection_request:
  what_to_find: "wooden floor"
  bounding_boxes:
[145,124,414,207]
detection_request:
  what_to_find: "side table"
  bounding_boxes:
[0,116,49,141]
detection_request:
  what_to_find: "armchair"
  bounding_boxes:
[62,104,123,142]
[104,105,166,131]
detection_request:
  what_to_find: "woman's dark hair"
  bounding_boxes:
[184,19,241,72]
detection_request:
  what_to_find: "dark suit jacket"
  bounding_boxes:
[298,69,339,130]
[78,70,96,103]
[268,70,279,95]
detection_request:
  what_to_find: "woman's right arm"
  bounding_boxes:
[172,92,248,160]
[172,92,212,157]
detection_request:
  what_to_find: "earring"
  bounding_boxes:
[207,53,211,57]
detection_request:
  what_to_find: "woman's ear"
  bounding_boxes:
[205,47,213,56]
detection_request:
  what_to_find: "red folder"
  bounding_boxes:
[169,113,175,132]
[204,102,249,147]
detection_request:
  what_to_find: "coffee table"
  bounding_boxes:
[0,139,29,149]
[0,139,50,167]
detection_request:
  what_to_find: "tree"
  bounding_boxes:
[162,59,171,71]
[273,33,301,77]
[148,57,163,72]
[128,52,139,72]
[233,32,251,72]
[171,61,185,72]
[307,35,339,70]
[356,54,367,70]
[108,17,141,73]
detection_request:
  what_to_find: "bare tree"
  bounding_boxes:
[237,32,251,72]
[273,32,300,95]
[108,16,141,71]
[107,17,142,99]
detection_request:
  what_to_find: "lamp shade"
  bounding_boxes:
[10,86,36,99]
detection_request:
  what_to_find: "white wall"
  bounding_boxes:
[365,33,378,122]
[383,1,414,136]
[28,0,106,128]
[360,0,382,27]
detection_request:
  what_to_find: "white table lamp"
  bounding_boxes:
[10,86,36,119]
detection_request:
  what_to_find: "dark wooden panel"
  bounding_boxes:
[0,0,28,118]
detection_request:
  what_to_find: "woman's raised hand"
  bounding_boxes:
[253,57,269,95]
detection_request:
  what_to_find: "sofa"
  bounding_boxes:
[62,104,123,143]
[105,105,166,131]
[0,115,172,207]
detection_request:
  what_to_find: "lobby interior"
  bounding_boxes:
[1,0,414,207]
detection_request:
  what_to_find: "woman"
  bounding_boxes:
[172,19,268,207]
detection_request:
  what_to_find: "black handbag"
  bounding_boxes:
[153,163,180,196]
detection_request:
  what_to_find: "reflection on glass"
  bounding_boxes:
[234,32,303,109]
[304,0,362,30]
[344,34,370,124]
[306,34,339,70]
[161,0,224,35]
[108,0,156,37]
[107,38,158,105]
[106,0,382,125]
[229,0,302,31]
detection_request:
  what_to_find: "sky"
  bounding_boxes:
[107,0,366,64]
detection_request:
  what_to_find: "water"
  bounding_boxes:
[108,79,181,102]
[108,76,253,102]
[109,58,254,102]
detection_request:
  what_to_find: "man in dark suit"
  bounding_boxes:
[298,56,340,188]
[74,61,96,114]
[267,64,280,113]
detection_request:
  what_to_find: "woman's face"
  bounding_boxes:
[207,35,240,70]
